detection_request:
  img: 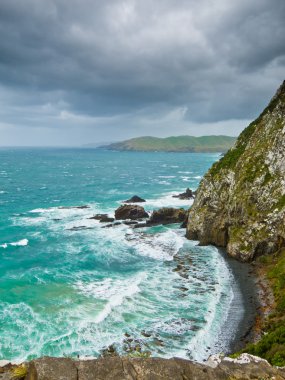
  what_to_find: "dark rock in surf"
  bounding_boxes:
[173,188,195,200]
[124,195,146,203]
[148,207,187,226]
[88,214,114,223]
[115,205,149,220]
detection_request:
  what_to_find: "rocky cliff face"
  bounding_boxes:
[187,81,285,261]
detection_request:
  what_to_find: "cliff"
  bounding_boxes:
[186,81,285,262]
[101,135,236,153]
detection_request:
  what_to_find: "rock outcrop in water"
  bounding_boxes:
[149,207,187,225]
[2,354,285,380]
[115,204,149,220]
[186,81,285,262]
[124,195,146,203]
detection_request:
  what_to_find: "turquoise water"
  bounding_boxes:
[0,149,239,362]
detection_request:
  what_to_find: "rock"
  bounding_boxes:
[24,355,285,380]
[173,188,195,199]
[123,221,139,225]
[88,214,114,223]
[180,209,190,228]
[187,81,285,262]
[148,207,187,225]
[115,205,148,220]
[68,226,94,231]
[100,344,119,358]
[26,357,77,380]
[133,223,148,228]
[0,361,10,368]
[124,195,146,203]
[101,222,121,228]
[99,217,115,223]
[59,205,89,209]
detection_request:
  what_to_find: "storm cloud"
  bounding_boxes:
[0,0,284,145]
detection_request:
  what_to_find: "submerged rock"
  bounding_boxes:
[124,195,146,203]
[187,81,285,261]
[115,204,148,220]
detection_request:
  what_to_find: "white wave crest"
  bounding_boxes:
[0,239,29,248]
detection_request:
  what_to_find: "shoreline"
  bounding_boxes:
[216,249,274,356]
[214,250,258,355]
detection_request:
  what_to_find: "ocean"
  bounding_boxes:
[0,148,245,363]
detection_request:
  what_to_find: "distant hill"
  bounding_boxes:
[100,135,237,153]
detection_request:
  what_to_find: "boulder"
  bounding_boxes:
[115,205,148,220]
[173,188,195,199]
[148,207,187,225]
[124,195,146,203]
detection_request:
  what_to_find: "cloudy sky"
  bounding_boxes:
[0,0,284,146]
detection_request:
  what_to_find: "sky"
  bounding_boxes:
[0,0,284,146]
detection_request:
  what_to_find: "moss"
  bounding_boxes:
[274,194,285,211]
[262,171,273,186]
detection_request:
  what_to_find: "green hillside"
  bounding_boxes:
[101,135,236,153]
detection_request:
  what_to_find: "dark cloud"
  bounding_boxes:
[0,0,284,145]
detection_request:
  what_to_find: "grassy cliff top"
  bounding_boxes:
[100,135,236,153]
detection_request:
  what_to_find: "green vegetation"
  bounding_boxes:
[241,249,285,366]
[209,120,257,176]
[128,351,151,358]
[101,135,236,153]
[275,194,285,211]
[11,364,27,380]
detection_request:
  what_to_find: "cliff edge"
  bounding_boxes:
[187,81,285,261]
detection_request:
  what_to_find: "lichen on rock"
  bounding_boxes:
[187,81,285,261]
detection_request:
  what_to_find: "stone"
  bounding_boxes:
[148,207,187,225]
[124,195,146,203]
[26,357,77,380]
[173,188,195,199]
[88,214,114,223]
[115,205,148,220]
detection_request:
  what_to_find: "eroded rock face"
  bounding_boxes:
[187,81,285,261]
[22,355,285,380]
[115,205,148,220]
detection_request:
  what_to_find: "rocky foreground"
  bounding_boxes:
[1,354,285,380]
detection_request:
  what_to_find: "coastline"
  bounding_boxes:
[214,250,259,355]
[215,249,275,356]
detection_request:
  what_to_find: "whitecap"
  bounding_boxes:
[127,229,185,261]
[0,239,29,248]
[144,192,194,209]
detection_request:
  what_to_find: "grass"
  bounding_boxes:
[11,364,27,380]
[238,248,285,366]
